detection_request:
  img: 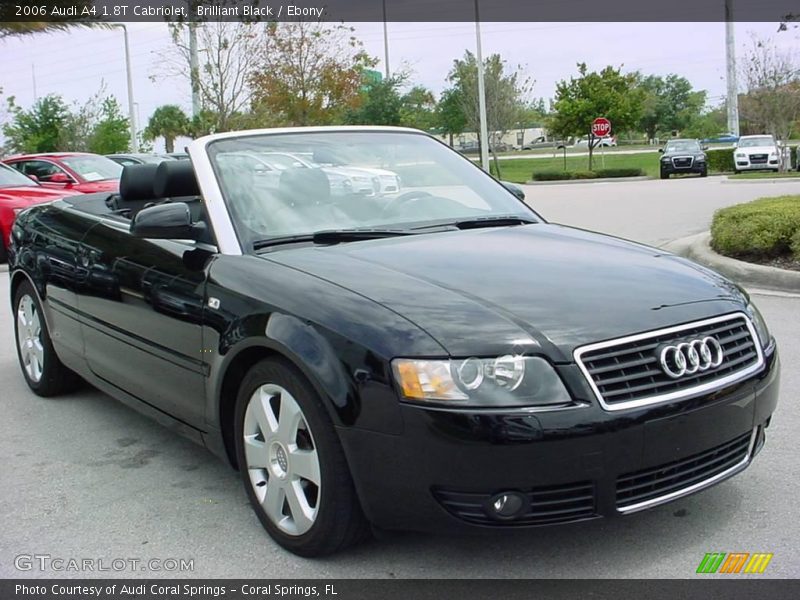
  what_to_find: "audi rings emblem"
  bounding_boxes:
[658,337,724,379]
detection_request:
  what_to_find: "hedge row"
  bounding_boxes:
[706,146,800,172]
[531,168,644,181]
[711,195,800,260]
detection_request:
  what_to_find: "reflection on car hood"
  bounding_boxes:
[264,224,748,359]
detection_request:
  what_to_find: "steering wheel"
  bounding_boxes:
[381,191,433,217]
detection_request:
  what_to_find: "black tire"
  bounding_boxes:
[660,169,669,180]
[0,240,7,264]
[734,170,741,175]
[13,280,81,396]
[701,168,708,177]
[234,357,370,557]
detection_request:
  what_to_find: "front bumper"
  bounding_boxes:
[340,346,779,532]
[736,158,780,170]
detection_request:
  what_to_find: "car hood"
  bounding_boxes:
[663,151,704,158]
[0,185,81,204]
[264,224,748,360]
[736,145,775,153]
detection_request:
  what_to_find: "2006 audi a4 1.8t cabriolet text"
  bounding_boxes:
[7,127,780,556]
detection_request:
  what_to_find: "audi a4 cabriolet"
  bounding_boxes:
[7,127,780,556]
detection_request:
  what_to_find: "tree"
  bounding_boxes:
[345,75,405,126]
[87,97,129,154]
[249,21,376,126]
[400,86,437,131]
[739,36,800,153]
[144,105,190,153]
[446,51,533,149]
[550,63,645,168]
[164,22,259,132]
[436,88,467,147]
[0,2,109,39]
[636,74,706,140]
[2,94,69,153]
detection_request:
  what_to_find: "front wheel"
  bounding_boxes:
[660,169,669,180]
[700,168,708,177]
[234,358,369,556]
[13,280,80,396]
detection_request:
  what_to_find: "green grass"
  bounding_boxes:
[487,152,660,182]
[728,171,800,180]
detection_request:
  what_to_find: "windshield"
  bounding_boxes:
[208,131,538,250]
[665,140,701,153]
[738,137,775,148]
[61,155,123,182]
[0,163,38,188]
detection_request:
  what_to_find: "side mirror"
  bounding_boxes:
[130,202,206,240]
[46,172,73,184]
[27,174,39,182]
[501,181,525,201]
[702,145,709,151]
[658,148,664,154]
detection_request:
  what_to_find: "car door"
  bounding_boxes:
[76,215,210,427]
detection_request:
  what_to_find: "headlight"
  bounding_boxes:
[735,152,746,158]
[696,155,706,162]
[746,302,771,349]
[392,356,572,407]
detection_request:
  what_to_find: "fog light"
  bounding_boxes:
[488,491,527,519]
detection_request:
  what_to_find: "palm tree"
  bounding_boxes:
[144,105,191,153]
[0,2,110,39]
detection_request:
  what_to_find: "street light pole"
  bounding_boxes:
[474,0,490,172]
[382,0,390,78]
[115,24,139,152]
[724,0,740,137]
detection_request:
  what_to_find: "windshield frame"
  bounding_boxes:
[197,128,542,255]
[737,136,775,148]
[664,140,702,154]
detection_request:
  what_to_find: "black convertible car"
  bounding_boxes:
[7,127,779,556]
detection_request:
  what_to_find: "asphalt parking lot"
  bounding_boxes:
[1,176,798,578]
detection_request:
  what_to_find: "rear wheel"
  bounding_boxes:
[234,358,369,556]
[13,281,80,396]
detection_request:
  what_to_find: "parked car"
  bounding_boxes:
[0,163,80,262]
[659,139,708,178]
[7,127,779,557]
[701,132,739,144]
[106,153,176,166]
[733,135,781,173]
[574,136,617,148]
[3,152,122,193]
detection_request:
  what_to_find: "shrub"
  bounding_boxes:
[530,168,643,181]
[706,148,735,173]
[593,168,644,178]
[711,195,800,260]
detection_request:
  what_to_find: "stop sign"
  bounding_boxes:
[592,117,612,137]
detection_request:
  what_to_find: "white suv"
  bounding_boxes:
[734,135,780,173]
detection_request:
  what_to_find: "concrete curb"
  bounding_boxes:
[661,231,800,293]
[524,176,650,186]
[722,176,800,184]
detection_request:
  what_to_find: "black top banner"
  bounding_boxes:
[0,0,799,23]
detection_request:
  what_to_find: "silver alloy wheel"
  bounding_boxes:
[17,295,44,383]
[243,383,321,536]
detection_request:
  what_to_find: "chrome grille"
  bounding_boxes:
[574,313,763,411]
[749,153,768,164]
[616,430,753,511]
[671,156,693,168]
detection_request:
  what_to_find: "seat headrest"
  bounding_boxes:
[154,160,201,198]
[278,168,330,205]
[119,163,159,201]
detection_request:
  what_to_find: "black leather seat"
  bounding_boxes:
[114,163,159,216]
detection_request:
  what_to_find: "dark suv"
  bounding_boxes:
[659,139,708,178]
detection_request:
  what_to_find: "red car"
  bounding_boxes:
[3,152,122,194]
[0,163,81,262]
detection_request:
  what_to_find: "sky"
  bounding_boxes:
[0,20,798,149]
